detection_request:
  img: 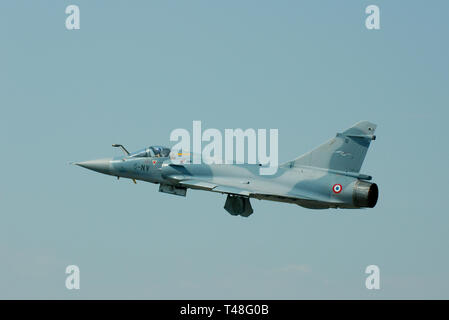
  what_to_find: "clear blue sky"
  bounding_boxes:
[1,0,448,299]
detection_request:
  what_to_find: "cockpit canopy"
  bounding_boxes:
[129,146,171,158]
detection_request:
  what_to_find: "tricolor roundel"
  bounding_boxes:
[332,184,342,194]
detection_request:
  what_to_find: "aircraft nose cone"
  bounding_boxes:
[75,158,112,175]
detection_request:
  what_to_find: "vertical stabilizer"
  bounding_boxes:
[281,121,377,173]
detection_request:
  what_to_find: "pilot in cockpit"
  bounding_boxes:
[129,146,171,158]
[151,146,171,157]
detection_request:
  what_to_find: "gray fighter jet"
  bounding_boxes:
[74,121,378,217]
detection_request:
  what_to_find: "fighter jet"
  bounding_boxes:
[74,121,378,217]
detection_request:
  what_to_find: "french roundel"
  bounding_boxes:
[332,184,342,194]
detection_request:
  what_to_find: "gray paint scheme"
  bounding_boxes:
[75,121,379,217]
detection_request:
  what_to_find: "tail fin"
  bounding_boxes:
[281,121,377,173]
